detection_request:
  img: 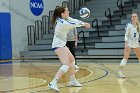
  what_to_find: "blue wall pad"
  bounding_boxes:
[0,13,12,60]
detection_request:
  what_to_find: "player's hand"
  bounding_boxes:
[75,42,77,48]
[84,23,90,28]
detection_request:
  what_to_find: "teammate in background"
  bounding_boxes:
[118,13,140,78]
[66,27,79,70]
[48,6,90,92]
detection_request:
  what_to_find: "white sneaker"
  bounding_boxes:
[48,82,60,92]
[75,65,80,73]
[118,71,126,78]
[75,65,79,69]
[69,80,82,87]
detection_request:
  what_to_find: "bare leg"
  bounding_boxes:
[119,46,131,70]
[133,47,140,62]
[48,47,71,91]
[66,47,82,86]
[118,46,131,78]
[54,47,71,78]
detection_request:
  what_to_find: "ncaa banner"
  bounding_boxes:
[30,0,44,16]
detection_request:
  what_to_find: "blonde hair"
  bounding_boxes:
[136,21,140,32]
[132,13,140,32]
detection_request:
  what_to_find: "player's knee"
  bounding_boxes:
[59,65,69,73]
[120,59,127,66]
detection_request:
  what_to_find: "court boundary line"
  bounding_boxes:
[30,67,108,93]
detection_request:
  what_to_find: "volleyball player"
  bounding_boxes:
[118,13,140,78]
[48,6,90,91]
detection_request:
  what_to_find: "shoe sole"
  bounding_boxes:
[68,84,82,87]
[48,84,60,92]
[117,76,126,78]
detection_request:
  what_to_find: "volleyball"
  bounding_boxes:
[79,7,90,19]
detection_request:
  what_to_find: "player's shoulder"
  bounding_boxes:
[126,22,132,26]
[125,22,132,28]
[67,17,73,20]
[57,18,65,23]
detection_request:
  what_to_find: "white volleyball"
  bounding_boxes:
[79,7,90,19]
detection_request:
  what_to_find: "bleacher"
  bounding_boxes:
[20,0,140,59]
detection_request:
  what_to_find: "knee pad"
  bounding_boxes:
[59,65,69,73]
[120,59,127,66]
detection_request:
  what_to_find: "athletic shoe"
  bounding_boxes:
[48,82,60,92]
[118,71,126,78]
[75,65,80,73]
[75,65,79,69]
[69,80,82,87]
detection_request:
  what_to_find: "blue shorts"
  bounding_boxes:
[52,47,59,51]
[52,46,66,51]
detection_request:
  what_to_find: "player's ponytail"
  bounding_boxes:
[51,6,66,25]
[136,21,140,33]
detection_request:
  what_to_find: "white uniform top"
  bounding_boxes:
[125,22,140,48]
[52,17,84,48]
[67,27,77,41]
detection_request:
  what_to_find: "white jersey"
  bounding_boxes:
[52,17,84,48]
[125,22,140,48]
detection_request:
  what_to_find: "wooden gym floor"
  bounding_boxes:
[0,59,140,93]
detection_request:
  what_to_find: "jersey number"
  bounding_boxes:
[134,33,136,37]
